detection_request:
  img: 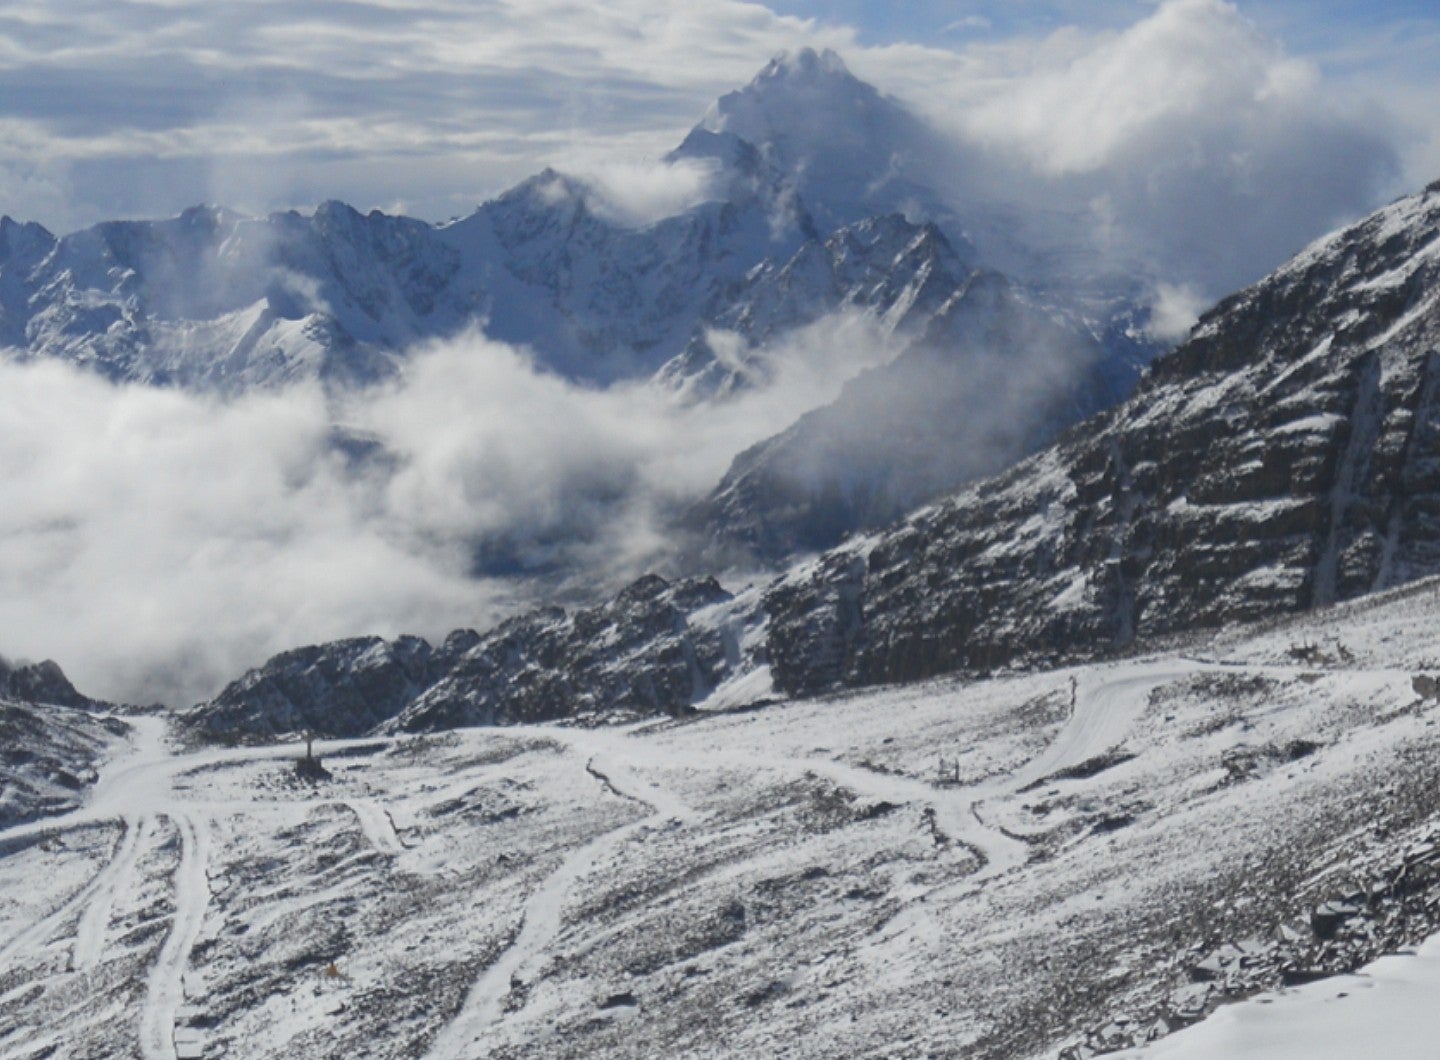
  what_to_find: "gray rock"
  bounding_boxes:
[184,574,743,739]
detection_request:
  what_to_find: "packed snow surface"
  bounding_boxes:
[7,578,1440,1057]
[1116,934,1440,1059]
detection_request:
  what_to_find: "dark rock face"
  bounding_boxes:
[764,183,1440,696]
[0,657,93,709]
[189,635,448,739]
[391,574,735,731]
[185,574,743,738]
[691,269,1127,563]
[0,657,124,827]
[655,215,974,400]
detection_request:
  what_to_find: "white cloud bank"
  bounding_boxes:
[863,0,1402,301]
[0,314,897,707]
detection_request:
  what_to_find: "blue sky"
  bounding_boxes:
[770,0,1440,45]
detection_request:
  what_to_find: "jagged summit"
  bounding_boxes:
[701,48,869,136]
[694,48,957,238]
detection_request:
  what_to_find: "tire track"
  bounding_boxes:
[0,818,134,970]
[340,799,406,856]
[425,749,693,1059]
[139,812,212,1060]
[72,815,149,971]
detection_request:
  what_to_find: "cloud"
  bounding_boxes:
[944,16,992,34]
[553,155,723,227]
[0,0,853,230]
[862,0,1404,297]
[961,0,1302,175]
[1144,281,1209,344]
[0,313,899,707]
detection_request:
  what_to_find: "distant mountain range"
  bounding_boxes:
[0,50,1159,571]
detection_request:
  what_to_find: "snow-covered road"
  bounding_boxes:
[4,630,1435,1060]
[0,719,414,1060]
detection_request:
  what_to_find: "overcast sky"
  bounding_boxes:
[0,0,1435,236]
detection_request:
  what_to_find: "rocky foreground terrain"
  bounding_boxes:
[6,578,1440,1058]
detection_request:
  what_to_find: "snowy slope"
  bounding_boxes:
[1114,934,1440,1060]
[7,580,1440,1058]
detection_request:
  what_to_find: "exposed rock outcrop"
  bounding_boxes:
[185,574,754,739]
[0,657,126,827]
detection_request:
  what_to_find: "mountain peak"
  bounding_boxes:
[757,47,853,83]
[692,49,958,238]
[700,47,881,145]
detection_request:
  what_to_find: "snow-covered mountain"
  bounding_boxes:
[691,47,964,240]
[0,50,1155,398]
[767,177,1440,696]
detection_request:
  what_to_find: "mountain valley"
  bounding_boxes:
[4,30,1440,1060]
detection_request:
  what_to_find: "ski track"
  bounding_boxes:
[0,820,128,971]
[0,719,419,1058]
[140,811,212,1060]
[1007,661,1208,793]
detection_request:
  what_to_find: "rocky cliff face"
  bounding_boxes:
[689,269,1127,562]
[187,634,462,740]
[388,574,740,731]
[184,574,760,739]
[764,181,1440,695]
[0,656,94,709]
[0,658,126,827]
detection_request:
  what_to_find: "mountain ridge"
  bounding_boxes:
[175,174,1440,737]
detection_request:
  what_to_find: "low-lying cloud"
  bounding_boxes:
[0,313,898,708]
[553,156,723,227]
